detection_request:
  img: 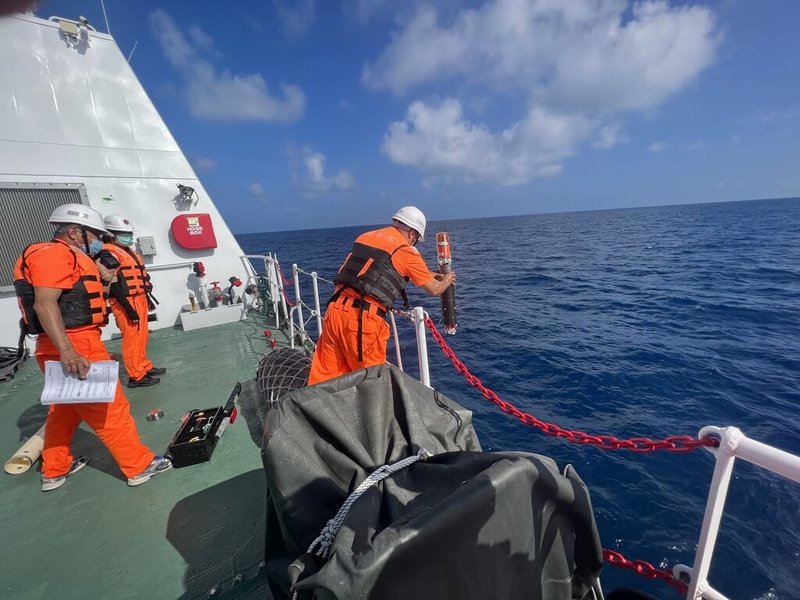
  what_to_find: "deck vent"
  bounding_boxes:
[0,183,89,292]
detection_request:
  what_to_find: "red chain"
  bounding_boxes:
[424,316,716,454]
[603,549,688,595]
[276,262,294,288]
[424,315,696,593]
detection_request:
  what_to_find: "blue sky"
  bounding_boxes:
[37,1,800,233]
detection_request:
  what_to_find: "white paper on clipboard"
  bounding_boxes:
[41,361,119,404]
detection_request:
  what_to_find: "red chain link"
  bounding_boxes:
[424,316,716,454]
[603,549,688,595]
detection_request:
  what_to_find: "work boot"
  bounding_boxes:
[127,374,160,388]
[127,456,172,487]
[41,456,89,492]
[147,366,167,376]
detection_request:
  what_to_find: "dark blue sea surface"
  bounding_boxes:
[238,198,800,599]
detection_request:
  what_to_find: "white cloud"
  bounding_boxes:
[365,0,721,184]
[682,141,704,151]
[294,146,355,194]
[150,9,305,123]
[274,0,316,37]
[648,141,666,153]
[192,156,218,171]
[382,99,595,185]
[248,182,268,198]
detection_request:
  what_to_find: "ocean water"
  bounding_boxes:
[238,198,800,599]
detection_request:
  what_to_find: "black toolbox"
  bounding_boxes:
[167,383,241,468]
[167,406,224,468]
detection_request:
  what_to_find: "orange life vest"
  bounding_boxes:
[104,242,150,297]
[14,240,109,334]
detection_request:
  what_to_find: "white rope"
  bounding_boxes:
[389,307,415,321]
[307,448,432,559]
[291,448,432,600]
[296,267,336,286]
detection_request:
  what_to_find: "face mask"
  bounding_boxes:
[86,238,105,256]
[116,234,134,246]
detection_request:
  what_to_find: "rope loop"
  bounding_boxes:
[305,449,432,560]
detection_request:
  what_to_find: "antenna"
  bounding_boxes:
[100,0,110,34]
[127,40,138,63]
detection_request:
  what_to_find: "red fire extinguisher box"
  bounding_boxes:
[171,213,218,250]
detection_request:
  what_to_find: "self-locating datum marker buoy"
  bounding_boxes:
[436,232,457,334]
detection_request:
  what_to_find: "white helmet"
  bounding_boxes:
[49,203,110,235]
[392,206,427,241]
[103,214,134,233]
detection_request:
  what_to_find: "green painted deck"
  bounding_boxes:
[0,315,283,600]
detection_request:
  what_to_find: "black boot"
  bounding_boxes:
[127,374,161,388]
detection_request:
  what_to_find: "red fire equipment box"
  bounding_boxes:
[171,213,218,250]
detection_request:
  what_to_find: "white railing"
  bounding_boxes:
[674,426,800,599]
[240,255,413,361]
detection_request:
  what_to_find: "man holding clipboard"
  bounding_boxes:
[13,204,171,491]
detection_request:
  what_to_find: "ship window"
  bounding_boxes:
[0,183,89,292]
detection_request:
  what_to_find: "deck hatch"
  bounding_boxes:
[0,182,89,291]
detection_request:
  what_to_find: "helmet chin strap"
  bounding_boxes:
[80,227,91,255]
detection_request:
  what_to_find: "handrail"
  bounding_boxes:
[674,426,800,599]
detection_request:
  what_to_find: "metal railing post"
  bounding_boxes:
[288,306,296,349]
[311,271,323,339]
[292,263,304,336]
[272,254,288,327]
[685,427,740,599]
[389,311,403,371]
[413,306,430,387]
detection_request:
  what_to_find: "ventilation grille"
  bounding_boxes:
[0,183,88,291]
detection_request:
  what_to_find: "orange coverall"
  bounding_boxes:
[14,242,154,479]
[104,243,153,380]
[307,227,435,385]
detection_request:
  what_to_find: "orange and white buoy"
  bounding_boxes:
[436,232,457,334]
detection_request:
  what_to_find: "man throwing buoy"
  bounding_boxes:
[307,206,455,385]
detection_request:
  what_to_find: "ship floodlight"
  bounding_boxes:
[176,184,198,207]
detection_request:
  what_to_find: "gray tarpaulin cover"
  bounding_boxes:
[261,364,602,600]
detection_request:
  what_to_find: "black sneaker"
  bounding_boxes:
[127,374,160,388]
[147,367,167,376]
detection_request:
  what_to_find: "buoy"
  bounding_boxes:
[436,232,457,334]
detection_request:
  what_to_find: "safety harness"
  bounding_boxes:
[331,242,410,361]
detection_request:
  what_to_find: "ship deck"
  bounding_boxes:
[0,313,282,600]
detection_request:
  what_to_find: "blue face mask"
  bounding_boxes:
[86,238,105,256]
[116,234,134,246]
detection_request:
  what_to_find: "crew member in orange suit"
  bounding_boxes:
[13,204,171,491]
[307,206,456,385]
[102,214,165,388]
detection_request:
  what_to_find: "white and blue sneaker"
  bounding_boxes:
[41,456,89,492]
[127,455,172,487]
